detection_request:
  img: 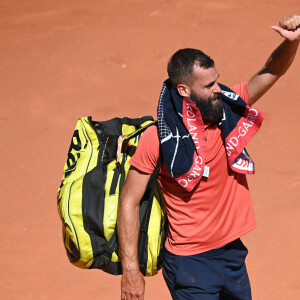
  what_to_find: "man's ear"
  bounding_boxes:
[177,84,191,98]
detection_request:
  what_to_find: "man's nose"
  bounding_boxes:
[213,83,221,94]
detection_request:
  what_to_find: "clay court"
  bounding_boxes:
[1,0,299,299]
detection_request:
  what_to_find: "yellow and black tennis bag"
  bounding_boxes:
[57,116,166,276]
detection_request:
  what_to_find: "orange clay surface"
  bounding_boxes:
[1,1,300,299]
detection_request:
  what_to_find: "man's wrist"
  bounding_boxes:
[286,36,300,43]
[121,260,140,273]
[123,268,140,273]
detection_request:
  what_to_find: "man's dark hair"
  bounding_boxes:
[167,48,214,88]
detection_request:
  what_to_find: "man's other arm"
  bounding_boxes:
[248,14,300,105]
[117,166,152,300]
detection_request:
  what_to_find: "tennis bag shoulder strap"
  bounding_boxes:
[57,116,166,276]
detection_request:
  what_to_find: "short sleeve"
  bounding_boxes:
[230,81,250,105]
[129,125,160,174]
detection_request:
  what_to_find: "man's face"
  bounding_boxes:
[189,66,223,124]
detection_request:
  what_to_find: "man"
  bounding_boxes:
[117,15,300,300]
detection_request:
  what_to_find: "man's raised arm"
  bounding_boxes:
[117,166,152,300]
[248,14,300,105]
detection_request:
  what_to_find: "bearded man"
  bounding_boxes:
[118,14,300,300]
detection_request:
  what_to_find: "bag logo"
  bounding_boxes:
[64,129,82,179]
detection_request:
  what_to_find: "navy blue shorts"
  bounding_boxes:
[163,239,251,300]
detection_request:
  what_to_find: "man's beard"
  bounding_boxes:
[190,91,224,125]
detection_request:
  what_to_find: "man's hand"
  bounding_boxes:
[248,14,300,105]
[121,270,145,300]
[272,15,300,42]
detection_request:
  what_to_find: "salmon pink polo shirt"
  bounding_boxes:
[130,82,256,255]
